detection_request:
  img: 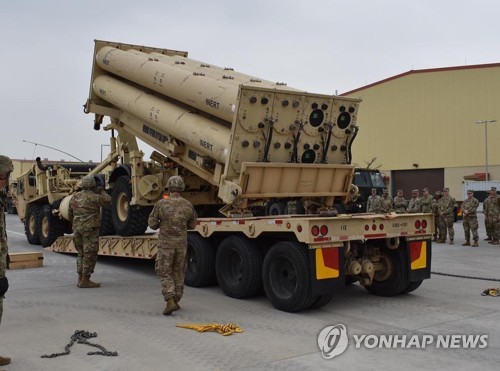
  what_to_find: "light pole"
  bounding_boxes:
[475,119,497,181]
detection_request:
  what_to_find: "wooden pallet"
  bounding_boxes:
[8,252,44,269]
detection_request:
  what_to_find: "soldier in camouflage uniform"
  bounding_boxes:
[431,191,442,241]
[486,188,500,245]
[407,189,421,213]
[366,188,381,213]
[438,187,456,244]
[420,188,433,213]
[0,155,13,367]
[461,190,479,247]
[379,189,394,213]
[69,175,111,288]
[483,187,499,241]
[148,176,197,315]
[393,189,408,214]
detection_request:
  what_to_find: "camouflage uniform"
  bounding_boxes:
[431,192,442,241]
[0,155,13,366]
[486,195,500,245]
[148,176,197,314]
[69,175,111,286]
[393,190,408,214]
[438,189,456,244]
[379,192,394,213]
[484,190,499,241]
[407,191,421,213]
[420,193,433,213]
[461,191,479,246]
[367,192,381,213]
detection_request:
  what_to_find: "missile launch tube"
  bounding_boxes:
[96,46,239,123]
[93,75,231,164]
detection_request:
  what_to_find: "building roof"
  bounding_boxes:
[341,62,500,96]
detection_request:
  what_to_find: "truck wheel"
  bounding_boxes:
[216,235,262,299]
[309,294,333,309]
[38,205,65,247]
[100,203,115,236]
[6,199,16,214]
[365,247,409,297]
[111,175,151,236]
[263,241,315,312]
[266,201,286,216]
[402,280,423,294]
[25,204,41,245]
[185,234,216,287]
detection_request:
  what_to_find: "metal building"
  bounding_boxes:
[342,63,500,201]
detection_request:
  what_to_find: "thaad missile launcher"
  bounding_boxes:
[85,40,361,216]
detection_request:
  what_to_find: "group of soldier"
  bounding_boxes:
[366,186,500,247]
[0,153,196,367]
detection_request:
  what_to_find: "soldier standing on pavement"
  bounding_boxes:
[407,189,421,213]
[486,188,500,245]
[69,175,111,288]
[431,191,442,242]
[379,189,394,213]
[483,187,499,241]
[461,190,479,247]
[148,176,197,315]
[438,187,456,244]
[0,155,13,368]
[393,189,408,213]
[420,188,433,213]
[366,188,381,213]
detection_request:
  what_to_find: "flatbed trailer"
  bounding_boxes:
[49,212,433,312]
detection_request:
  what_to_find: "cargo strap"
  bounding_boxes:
[176,323,243,336]
[41,330,118,358]
[481,288,500,297]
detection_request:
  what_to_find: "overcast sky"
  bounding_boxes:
[2,0,500,162]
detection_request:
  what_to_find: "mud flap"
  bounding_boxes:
[407,239,432,282]
[309,247,345,296]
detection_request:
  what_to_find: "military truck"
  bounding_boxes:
[51,40,433,312]
[15,158,99,246]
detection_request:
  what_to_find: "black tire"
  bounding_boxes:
[309,294,333,309]
[6,199,16,214]
[38,205,65,247]
[100,203,115,236]
[263,241,315,312]
[111,175,151,236]
[215,235,262,299]
[185,234,216,287]
[345,276,358,286]
[25,204,41,245]
[364,247,410,297]
[266,201,286,216]
[402,280,423,294]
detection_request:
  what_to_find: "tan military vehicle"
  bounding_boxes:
[51,40,433,312]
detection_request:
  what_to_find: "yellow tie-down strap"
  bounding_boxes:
[176,323,243,336]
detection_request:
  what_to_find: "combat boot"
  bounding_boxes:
[485,236,492,241]
[432,237,437,242]
[472,241,479,247]
[436,239,445,244]
[491,239,500,245]
[162,298,180,315]
[449,239,454,245]
[79,276,101,288]
[77,273,82,287]
[462,241,470,246]
[0,355,11,366]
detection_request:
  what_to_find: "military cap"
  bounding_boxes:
[434,191,441,196]
[423,187,429,192]
[371,188,377,191]
[81,175,96,190]
[443,187,449,192]
[397,189,403,193]
[0,155,13,176]
[467,189,474,193]
[411,189,419,193]
[167,175,185,192]
[383,189,389,193]
[491,187,497,191]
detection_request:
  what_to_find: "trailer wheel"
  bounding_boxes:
[266,201,286,216]
[402,280,423,294]
[25,204,41,245]
[215,236,262,299]
[111,175,151,236]
[365,247,409,297]
[185,234,216,287]
[309,294,333,309]
[263,241,315,312]
[38,205,65,247]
